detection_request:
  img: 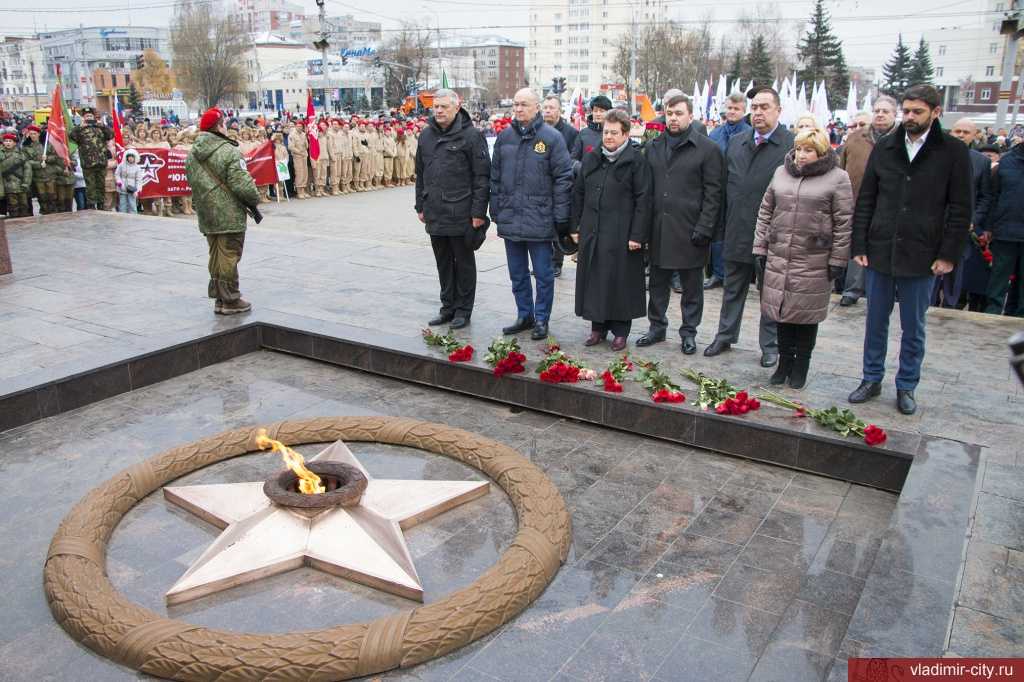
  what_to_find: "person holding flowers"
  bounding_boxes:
[569,109,652,352]
[752,127,853,389]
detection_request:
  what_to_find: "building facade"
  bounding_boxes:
[236,0,305,35]
[0,36,48,112]
[300,14,382,51]
[37,26,170,109]
[528,0,667,98]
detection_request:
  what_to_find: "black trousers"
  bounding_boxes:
[592,320,632,337]
[647,265,704,339]
[430,235,477,318]
[777,322,818,360]
[714,259,778,352]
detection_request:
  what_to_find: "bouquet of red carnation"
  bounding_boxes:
[485,337,527,377]
[971,230,994,267]
[536,339,590,384]
[422,328,474,363]
[636,360,685,403]
[758,390,887,446]
[600,354,634,393]
[714,391,761,415]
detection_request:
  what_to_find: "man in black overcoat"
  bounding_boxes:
[706,87,795,367]
[636,94,724,355]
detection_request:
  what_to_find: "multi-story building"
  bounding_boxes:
[300,14,382,51]
[236,0,305,35]
[0,36,48,112]
[37,26,170,110]
[924,0,1023,113]
[433,35,525,104]
[528,0,668,98]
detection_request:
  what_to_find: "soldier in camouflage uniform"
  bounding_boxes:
[1,133,31,217]
[185,107,261,315]
[68,107,114,210]
[22,125,62,214]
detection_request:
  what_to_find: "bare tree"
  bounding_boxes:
[736,3,800,81]
[612,21,710,104]
[170,0,249,108]
[377,23,435,107]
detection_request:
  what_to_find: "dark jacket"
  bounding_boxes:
[708,120,751,154]
[851,119,972,277]
[645,127,724,270]
[962,150,996,294]
[570,118,602,170]
[985,143,1024,242]
[489,113,574,241]
[553,118,579,155]
[721,125,795,263]
[570,143,652,322]
[414,108,491,237]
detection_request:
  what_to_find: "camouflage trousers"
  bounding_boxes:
[206,232,245,303]
[33,179,57,214]
[55,184,74,212]
[5,192,29,218]
[84,166,107,209]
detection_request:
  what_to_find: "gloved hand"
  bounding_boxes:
[555,222,570,237]
[754,255,767,273]
[690,231,711,248]
[829,265,845,282]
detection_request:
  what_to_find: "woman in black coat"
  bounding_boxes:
[570,109,653,351]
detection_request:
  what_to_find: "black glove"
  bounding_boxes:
[754,255,767,272]
[690,231,711,248]
[829,265,845,282]
[555,222,570,237]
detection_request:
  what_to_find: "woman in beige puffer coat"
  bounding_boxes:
[753,128,853,389]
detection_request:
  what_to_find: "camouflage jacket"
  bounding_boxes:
[21,140,65,183]
[0,147,31,192]
[69,123,113,168]
[185,132,260,236]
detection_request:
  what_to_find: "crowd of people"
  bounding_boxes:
[408,84,1022,417]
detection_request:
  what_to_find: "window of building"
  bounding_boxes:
[554,25,562,32]
[936,67,944,76]
[981,87,992,100]
[553,39,562,46]
[985,65,995,76]
[990,42,999,53]
[938,45,946,56]
[996,2,1004,9]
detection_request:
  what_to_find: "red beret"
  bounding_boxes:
[2,133,16,141]
[26,125,41,133]
[199,107,224,132]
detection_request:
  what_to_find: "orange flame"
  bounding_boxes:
[255,428,325,494]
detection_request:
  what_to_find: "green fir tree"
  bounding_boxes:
[882,34,913,96]
[727,49,744,87]
[830,49,851,108]
[908,36,936,86]
[745,35,775,88]
[797,0,843,86]
[126,82,143,113]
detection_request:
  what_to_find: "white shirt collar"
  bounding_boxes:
[905,127,929,161]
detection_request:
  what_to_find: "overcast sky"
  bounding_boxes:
[3,0,993,76]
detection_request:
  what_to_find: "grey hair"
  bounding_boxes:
[873,95,898,111]
[726,92,746,105]
[543,94,562,105]
[433,88,459,105]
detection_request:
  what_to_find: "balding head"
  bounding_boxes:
[951,118,979,145]
[513,88,540,124]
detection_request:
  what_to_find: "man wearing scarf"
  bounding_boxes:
[838,95,898,306]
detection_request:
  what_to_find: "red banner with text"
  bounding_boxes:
[126,142,279,198]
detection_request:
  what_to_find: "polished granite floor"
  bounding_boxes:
[3,193,1023,668]
[1,352,897,681]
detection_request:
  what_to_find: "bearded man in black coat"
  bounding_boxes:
[635,94,724,355]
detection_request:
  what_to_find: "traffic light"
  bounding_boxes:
[374,56,382,67]
[135,54,145,71]
[341,55,348,65]
[551,76,566,94]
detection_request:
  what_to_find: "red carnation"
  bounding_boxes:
[448,345,474,362]
[652,388,685,403]
[601,370,623,393]
[983,249,993,264]
[864,424,887,446]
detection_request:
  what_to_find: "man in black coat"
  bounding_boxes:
[543,94,578,278]
[706,87,794,367]
[849,85,972,415]
[415,89,491,330]
[636,94,723,355]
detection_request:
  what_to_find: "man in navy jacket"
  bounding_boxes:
[490,88,574,340]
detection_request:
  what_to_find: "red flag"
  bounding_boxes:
[306,90,315,124]
[243,140,278,186]
[575,93,585,130]
[46,81,71,168]
[111,96,125,148]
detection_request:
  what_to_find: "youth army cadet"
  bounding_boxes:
[287,121,311,199]
[1,132,31,217]
[68,107,114,210]
[382,127,397,187]
[312,120,330,197]
[21,125,65,214]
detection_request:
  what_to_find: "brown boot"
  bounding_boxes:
[216,298,252,315]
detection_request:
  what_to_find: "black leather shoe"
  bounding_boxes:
[428,313,454,326]
[681,337,697,355]
[636,331,666,347]
[760,352,778,368]
[502,316,535,335]
[896,389,917,415]
[839,295,858,307]
[704,340,731,357]
[848,381,882,404]
[449,316,470,330]
[553,266,562,278]
[530,322,549,340]
[703,275,723,290]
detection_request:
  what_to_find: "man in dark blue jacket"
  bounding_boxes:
[984,140,1024,315]
[490,88,574,340]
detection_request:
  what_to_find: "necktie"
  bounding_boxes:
[755,134,765,146]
